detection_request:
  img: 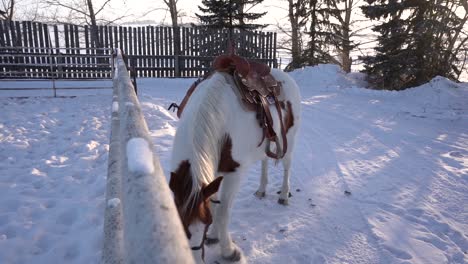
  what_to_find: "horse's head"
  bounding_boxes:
[169,160,223,259]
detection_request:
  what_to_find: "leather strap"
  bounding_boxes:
[266,96,288,159]
[190,221,211,261]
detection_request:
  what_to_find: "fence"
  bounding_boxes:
[0,20,278,78]
[0,44,114,96]
[102,49,195,264]
[0,78,113,97]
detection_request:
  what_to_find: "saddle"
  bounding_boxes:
[170,54,287,160]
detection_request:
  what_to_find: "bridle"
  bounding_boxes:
[188,199,221,261]
[189,222,211,260]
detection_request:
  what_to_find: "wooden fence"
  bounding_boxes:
[0,20,277,78]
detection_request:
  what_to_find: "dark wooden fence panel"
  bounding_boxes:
[0,21,277,79]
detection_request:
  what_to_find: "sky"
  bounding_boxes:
[13,0,468,78]
[117,0,290,27]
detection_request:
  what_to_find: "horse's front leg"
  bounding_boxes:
[206,192,220,245]
[215,171,243,261]
[254,158,268,198]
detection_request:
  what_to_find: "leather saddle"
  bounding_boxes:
[169,54,287,159]
[213,54,280,107]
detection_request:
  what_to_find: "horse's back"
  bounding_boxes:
[271,68,301,105]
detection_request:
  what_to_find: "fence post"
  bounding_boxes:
[102,49,195,264]
[273,32,278,68]
[173,26,181,77]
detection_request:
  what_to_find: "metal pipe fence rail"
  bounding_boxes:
[0,46,114,79]
[102,49,195,264]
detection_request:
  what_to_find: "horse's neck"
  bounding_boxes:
[174,73,230,191]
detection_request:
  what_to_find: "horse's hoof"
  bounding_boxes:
[223,248,241,262]
[205,237,219,245]
[278,198,289,205]
[254,191,265,198]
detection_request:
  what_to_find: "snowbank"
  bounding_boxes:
[0,65,466,264]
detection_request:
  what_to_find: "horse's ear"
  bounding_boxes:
[202,177,223,198]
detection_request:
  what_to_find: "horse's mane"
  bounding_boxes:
[181,73,229,212]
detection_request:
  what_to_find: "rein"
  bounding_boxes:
[190,220,211,261]
[190,199,220,260]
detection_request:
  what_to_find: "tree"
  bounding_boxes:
[42,0,128,48]
[196,0,267,57]
[284,0,308,71]
[361,0,468,90]
[162,0,179,27]
[196,0,266,33]
[301,0,339,67]
[1,0,14,21]
[325,0,360,72]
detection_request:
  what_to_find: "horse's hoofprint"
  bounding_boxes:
[218,135,240,173]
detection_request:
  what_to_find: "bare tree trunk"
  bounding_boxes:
[341,0,352,72]
[287,0,303,70]
[308,0,317,65]
[86,0,101,48]
[163,0,180,75]
[165,0,178,27]
[86,0,99,46]
[86,0,104,67]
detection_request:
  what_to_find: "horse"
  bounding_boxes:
[169,68,301,263]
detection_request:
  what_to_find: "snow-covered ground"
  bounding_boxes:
[0,65,467,264]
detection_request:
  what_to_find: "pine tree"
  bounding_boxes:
[284,0,359,72]
[196,0,266,32]
[301,0,339,67]
[196,0,267,57]
[361,0,467,90]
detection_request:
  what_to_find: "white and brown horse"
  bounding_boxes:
[169,69,301,262]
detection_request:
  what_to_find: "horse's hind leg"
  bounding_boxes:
[278,153,292,205]
[254,159,268,198]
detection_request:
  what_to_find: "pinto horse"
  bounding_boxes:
[169,68,301,262]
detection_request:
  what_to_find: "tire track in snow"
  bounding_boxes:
[296,106,392,263]
[303,100,468,263]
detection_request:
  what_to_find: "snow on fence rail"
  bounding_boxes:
[102,49,194,264]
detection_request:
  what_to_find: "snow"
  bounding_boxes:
[0,65,467,264]
[112,102,119,113]
[106,198,120,209]
[126,138,155,174]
